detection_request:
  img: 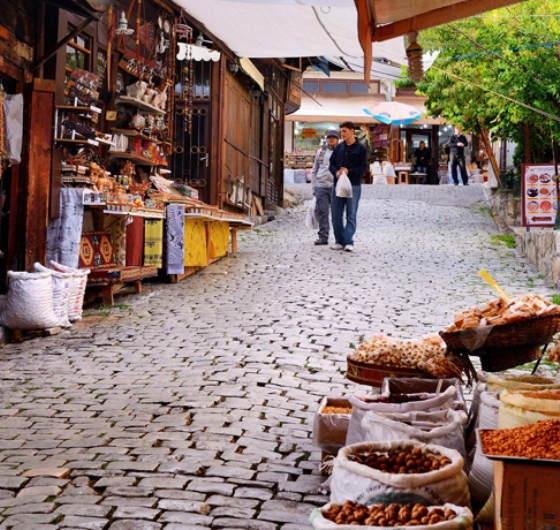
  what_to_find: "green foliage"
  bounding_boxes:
[490,234,516,248]
[418,1,560,169]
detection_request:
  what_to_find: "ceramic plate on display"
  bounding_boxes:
[158,16,163,30]
[163,19,171,34]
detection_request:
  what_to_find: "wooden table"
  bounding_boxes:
[409,172,427,184]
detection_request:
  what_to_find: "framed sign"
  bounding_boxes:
[521,164,557,227]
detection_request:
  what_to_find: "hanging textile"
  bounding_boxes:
[166,204,185,274]
[210,221,229,259]
[126,216,144,266]
[144,219,163,267]
[184,218,208,267]
[103,215,126,266]
[2,93,23,165]
[46,188,85,269]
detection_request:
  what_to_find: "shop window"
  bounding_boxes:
[66,31,91,72]
[303,80,319,92]
[193,60,211,100]
[349,82,370,93]
[96,49,107,85]
[321,81,348,93]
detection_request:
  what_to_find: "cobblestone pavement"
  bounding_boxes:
[0,184,556,529]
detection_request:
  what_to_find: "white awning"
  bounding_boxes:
[240,58,265,91]
[174,0,409,76]
[286,93,443,124]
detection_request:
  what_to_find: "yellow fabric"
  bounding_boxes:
[210,221,230,259]
[103,215,127,266]
[184,218,208,267]
[144,219,163,268]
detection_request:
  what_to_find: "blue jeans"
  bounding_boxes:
[450,154,468,185]
[331,185,361,246]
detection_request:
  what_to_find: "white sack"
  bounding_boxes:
[361,408,468,461]
[498,388,560,429]
[346,387,456,446]
[0,271,59,330]
[330,440,469,508]
[467,391,500,509]
[33,262,72,328]
[310,502,473,530]
[50,261,90,322]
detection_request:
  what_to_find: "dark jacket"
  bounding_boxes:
[414,146,431,167]
[447,134,469,157]
[329,140,368,187]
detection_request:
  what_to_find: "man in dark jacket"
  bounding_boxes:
[328,121,368,252]
[447,126,469,185]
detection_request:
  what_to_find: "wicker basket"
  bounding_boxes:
[346,357,434,387]
[439,313,560,353]
[477,345,543,372]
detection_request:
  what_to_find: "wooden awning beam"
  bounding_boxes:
[370,0,524,42]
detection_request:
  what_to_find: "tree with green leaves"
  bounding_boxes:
[417,0,560,169]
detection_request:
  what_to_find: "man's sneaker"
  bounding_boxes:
[314,240,328,245]
[331,243,344,250]
[344,245,354,252]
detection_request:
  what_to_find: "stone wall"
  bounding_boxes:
[491,189,560,287]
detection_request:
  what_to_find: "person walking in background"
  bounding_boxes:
[310,129,339,245]
[329,121,368,252]
[414,140,431,184]
[447,126,469,186]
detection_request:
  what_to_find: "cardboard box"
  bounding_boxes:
[493,458,560,529]
[313,397,352,450]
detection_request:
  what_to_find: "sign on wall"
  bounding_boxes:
[521,164,557,227]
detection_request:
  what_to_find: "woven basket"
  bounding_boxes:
[478,345,543,372]
[439,313,560,353]
[346,358,434,387]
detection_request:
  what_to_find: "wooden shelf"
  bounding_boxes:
[111,128,162,144]
[56,104,101,114]
[55,137,100,146]
[115,96,166,115]
[108,151,168,167]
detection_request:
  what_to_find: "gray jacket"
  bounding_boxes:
[311,144,334,189]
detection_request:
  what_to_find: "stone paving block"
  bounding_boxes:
[107,521,162,530]
[100,496,157,508]
[138,477,188,489]
[0,513,58,527]
[53,504,112,517]
[205,494,259,508]
[157,511,213,525]
[211,518,277,529]
[3,502,56,515]
[186,479,235,496]
[112,506,160,520]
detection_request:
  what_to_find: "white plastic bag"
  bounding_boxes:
[335,171,353,198]
[310,502,474,530]
[330,440,469,508]
[305,197,319,229]
[33,262,72,328]
[0,271,60,330]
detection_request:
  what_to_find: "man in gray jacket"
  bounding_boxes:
[310,129,339,245]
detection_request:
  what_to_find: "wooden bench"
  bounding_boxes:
[409,172,426,184]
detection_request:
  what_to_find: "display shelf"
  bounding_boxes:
[103,208,166,219]
[184,212,253,225]
[115,96,166,115]
[111,128,162,143]
[108,150,167,167]
[55,137,100,146]
[56,104,101,114]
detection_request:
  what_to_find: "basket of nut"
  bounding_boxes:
[440,295,560,371]
[347,334,466,387]
[310,500,474,529]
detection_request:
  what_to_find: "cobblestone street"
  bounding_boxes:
[0,184,555,529]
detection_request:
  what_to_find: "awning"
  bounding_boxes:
[286,93,443,125]
[174,0,410,79]
[240,58,265,91]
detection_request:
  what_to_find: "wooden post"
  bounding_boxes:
[24,82,55,270]
[479,127,502,188]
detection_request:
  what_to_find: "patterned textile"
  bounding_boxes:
[46,188,85,269]
[103,215,126,266]
[126,216,144,266]
[144,219,163,268]
[210,221,229,259]
[79,232,115,268]
[166,204,185,274]
[184,218,208,267]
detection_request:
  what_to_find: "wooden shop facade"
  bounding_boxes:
[0,0,293,302]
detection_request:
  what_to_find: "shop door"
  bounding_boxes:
[400,130,431,165]
[173,60,212,204]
